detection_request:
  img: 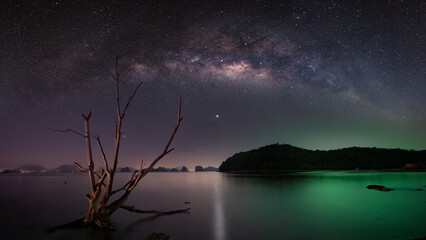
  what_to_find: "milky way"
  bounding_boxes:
[1,0,425,169]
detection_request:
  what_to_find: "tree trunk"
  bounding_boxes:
[84,204,114,229]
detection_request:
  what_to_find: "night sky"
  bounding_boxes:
[1,0,425,170]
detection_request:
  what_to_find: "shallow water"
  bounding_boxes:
[0,171,425,240]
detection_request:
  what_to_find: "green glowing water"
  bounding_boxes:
[0,171,425,239]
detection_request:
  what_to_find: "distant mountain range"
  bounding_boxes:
[219,144,426,172]
[2,164,80,174]
[194,166,219,172]
[1,164,217,173]
[150,166,188,172]
[5,164,49,173]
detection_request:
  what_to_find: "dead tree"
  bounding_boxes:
[54,56,188,230]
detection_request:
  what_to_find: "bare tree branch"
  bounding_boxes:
[82,111,92,120]
[142,95,183,177]
[111,161,143,196]
[115,54,121,119]
[110,171,138,195]
[121,81,143,119]
[74,162,104,180]
[102,75,144,204]
[139,160,144,171]
[74,162,87,171]
[50,128,86,137]
[114,121,118,140]
[52,57,186,229]
[81,111,96,194]
[94,171,107,193]
[120,205,190,215]
[94,136,109,173]
[105,96,183,214]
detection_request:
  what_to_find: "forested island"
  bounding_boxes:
[219,144,426,172]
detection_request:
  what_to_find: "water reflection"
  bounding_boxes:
[213,175,225,240]
[0,172,425,240]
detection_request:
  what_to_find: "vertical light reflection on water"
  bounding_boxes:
[213,174,225,240]
[15,175,22,196]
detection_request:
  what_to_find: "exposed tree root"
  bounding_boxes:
[120,205,190,215]
[46,218,85,233]
[47,207,189,233]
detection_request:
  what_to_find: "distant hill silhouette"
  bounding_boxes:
[219,144,426,172]
[53,164,80,173]
[194,166,219,172]
[150,166,189,172]
[2,164,48,173]
[204,166,219,171]
[120,167,132,172]
[194,166,204,172]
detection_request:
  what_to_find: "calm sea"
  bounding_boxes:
[0,171,425,240]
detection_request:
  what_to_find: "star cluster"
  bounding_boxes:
[0,0,425,169]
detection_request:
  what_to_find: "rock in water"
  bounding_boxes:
[145,232,170,240]
[366,185,394,192]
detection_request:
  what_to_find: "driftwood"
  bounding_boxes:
[121,205,190,215]
[50,55,186,230]
[47,207,190,233]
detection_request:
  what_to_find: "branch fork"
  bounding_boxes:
[51,55,185,229]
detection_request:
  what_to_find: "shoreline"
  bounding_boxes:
[221,168,426,174]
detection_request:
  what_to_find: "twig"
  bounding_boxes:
[111,171,138,195]
[50,128,86,137]
[142,95,183,177]
[74,162,104,180]
[121,81,143,119]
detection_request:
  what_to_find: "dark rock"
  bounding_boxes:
[152,167,169,172]
[185,201,190,204]
[120,167,131,172]
[195,166,204,172]
[145,232,169,240]
[204,166,219,172]
[366,185,394,192]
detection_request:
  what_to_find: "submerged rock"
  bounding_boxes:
[366,185,394,192]
[145,232,170,240]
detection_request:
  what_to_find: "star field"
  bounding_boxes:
[0,0,425,169]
